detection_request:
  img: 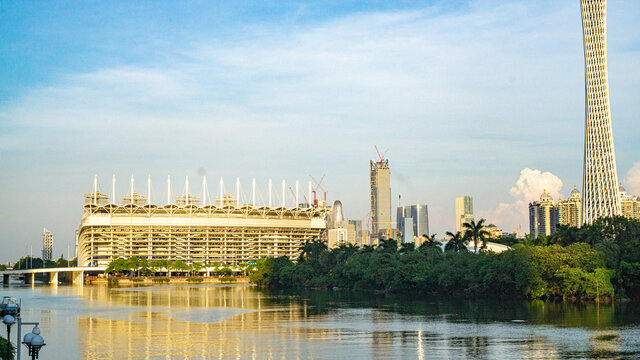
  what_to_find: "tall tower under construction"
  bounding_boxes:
[370,155,391,239]
[580,0,621,223]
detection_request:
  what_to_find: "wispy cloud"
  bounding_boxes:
[0,0,639,260]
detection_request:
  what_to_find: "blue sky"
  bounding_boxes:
[1,0,639,262]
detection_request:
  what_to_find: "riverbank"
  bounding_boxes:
[86,276,250,285]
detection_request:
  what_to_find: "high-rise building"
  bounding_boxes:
[558,186,583,227]
[580,0,621,223]
[455,196,473,233]
[397,204,429,243]
[370,158,391,238]
[42,228,53,261]
[620,184,640,220]
[529,190,559,238]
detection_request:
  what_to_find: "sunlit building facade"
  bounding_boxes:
[529,190,559,238]
[77,178,328,267]
[620,184,640,220]
[558,186,583,227]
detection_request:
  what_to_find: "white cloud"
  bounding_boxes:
[477,168,563,232]
[624,162,640,195]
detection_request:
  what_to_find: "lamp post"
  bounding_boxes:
[2,315,15,359]
[22,326,45,360]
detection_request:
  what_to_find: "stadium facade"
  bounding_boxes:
[77,176,328,267]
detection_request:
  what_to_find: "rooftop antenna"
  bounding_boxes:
[282,179,286,207]
[112,174,116,204]
[185,176,189,205]
[147,175,151,204]
[219,177,224,206]
[130,175,135,204]
[93,174,98,205]
[201,176,207,206]
[236,177,240,206]
[269,179,272,207]
[252,178,256,206]
[167,175,171,204]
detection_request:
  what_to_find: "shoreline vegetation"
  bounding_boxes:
[250,216,640,302]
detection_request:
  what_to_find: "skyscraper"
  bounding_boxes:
[455,196,473,233]
[397,204,429,243]
[370,158,391,238]
[529,190,559,238]
[580,0,621,223]
[42,228,53,261]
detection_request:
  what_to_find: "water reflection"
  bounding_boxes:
[3,284,640,359]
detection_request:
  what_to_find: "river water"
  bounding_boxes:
[1,284,640,359]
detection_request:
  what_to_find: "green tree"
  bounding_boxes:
[0,335,15,360]
[444,232,468,252]
[463,218,490,253]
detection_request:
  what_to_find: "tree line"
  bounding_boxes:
[250,216,640,302]
[9,254,76,270]
[105,257,248,277]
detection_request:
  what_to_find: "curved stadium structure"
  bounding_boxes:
[77,179,328,267]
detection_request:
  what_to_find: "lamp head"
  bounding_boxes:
[23,332,34,344]
[2,315,15,325]
[31,326,41,335]
[30,335,44,346]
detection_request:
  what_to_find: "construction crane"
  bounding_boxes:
[309,174,327,207]
[374,145,388,163]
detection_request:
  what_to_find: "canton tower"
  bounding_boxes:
[580,0,621,224]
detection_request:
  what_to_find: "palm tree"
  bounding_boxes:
[418,233,440,252]
[445,231,468,252]
[463,219,490,253]
[399,242,415,253]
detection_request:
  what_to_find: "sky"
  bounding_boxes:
[0,0,639,263]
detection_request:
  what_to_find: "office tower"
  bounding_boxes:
[558,186,583,227]
[455,196,473,233]
[580,0,621,223]
[620,184,640,220]
[529,190,559,238]
[370,158,391,238]
[398,204,430,243]
[42,228,53,261]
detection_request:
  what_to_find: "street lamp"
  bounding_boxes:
[22,325,45,360]
[2,315,15,359]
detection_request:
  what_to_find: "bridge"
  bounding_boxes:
[0,267,107,286]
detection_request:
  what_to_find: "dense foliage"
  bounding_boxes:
[0,335,14,360]
[250,216,640,302]
[105,257,248,277]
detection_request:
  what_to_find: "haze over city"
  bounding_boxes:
[1,0,639,263]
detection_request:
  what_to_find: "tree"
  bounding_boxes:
[418,234,440,252]
[445,232,468,252]
[463,219,490,253]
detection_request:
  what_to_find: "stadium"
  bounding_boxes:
[77,176,328,267]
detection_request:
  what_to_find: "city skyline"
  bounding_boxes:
[1,0,640,262]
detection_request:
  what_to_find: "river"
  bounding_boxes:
[2,284,640,359]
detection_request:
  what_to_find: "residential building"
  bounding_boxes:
[558,186,582,227]
[529,190,559,238]
[42,228,53,261]
[620,184,640,220]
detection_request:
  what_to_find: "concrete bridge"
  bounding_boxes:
[0,267,106,286]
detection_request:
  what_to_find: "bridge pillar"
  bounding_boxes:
[72,270,84,286]
[48,271,59,285]
[24,273,34,285]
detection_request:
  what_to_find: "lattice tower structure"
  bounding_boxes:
[78,195,328,267]
[580,0,621,223]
